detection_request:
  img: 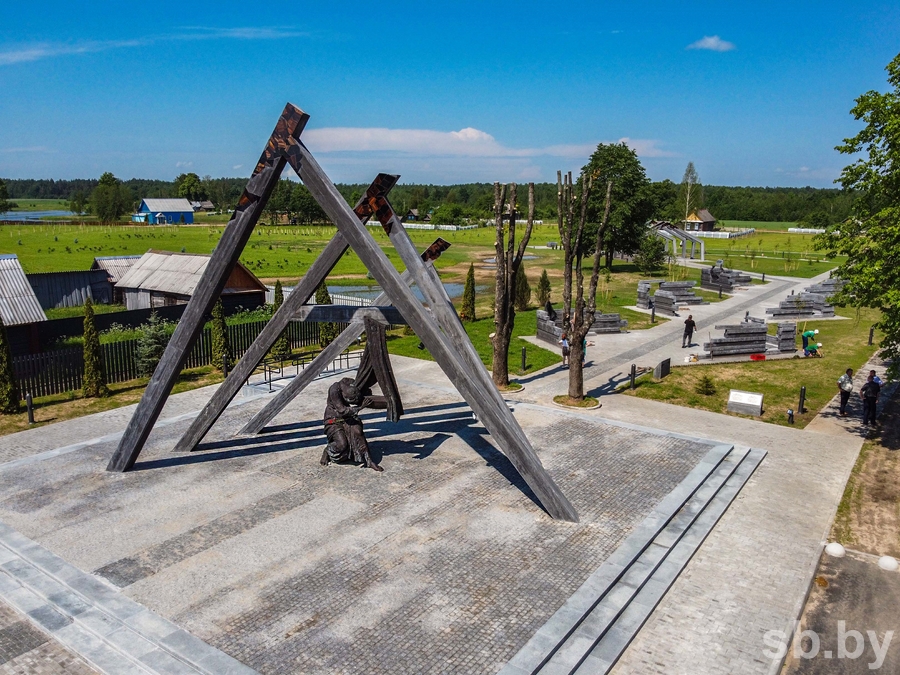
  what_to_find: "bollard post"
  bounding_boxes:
[718,285,722,298]
[799,386,807,414]
[223,359,228,379]
[869,326,875,346]
[26,393,34,425]
[650,306,656,323]
[761,273,765,283]
[521,346,526,373]
[630,364,636,390]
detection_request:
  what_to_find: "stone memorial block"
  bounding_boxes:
[727,389,764,416]
[654,358,671,379]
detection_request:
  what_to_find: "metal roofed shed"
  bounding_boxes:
[0,255,47,325]
[132,198,195,224]
[115,250,267,311]
[92,255,142,304]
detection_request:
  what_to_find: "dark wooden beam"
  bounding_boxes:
[107,103,309,472]
[172,175,400,454]
[286,145,579,522]
[291,305,405,324]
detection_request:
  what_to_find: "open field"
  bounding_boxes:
[623,307,882,428]
[3,198,71,212]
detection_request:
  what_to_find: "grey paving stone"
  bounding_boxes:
[139,648,200,675]
[104,627,157,660]
[46,590,90,618]
[0,620,49,664]
[25,606,70,632]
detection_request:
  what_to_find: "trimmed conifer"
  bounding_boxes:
[0,315,18,413]
[211,298,230,371]
[82,298,108,397]
[537,269,552,307]
[135,312,170,377]
[460,263,476,322]
[514,264,531,312]
[315,281,337,347]
[271,280,289,357]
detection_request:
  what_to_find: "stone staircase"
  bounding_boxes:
[0,523,255,675]
[499,444,765,675]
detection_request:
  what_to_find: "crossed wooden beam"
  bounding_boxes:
[106,103,578,523]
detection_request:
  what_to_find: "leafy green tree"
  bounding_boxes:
[536,269,552,307]
[634,233,667,274]
[271,280,289,357]
[582,143,654,268]
[291,183,326,224]
[804,211,830,229]
[460,263,476,322]
[90,172,133,223]
[82,299,108,397]
[68,190,88,217]
[0,179,10,215]
[135,312,170,376]
[432,203,465,225]
[175,172,206,201]
[0,315,18,413]
[514,263,531,311]
[315,281,337,347]
[211,299,230,371]
[816,52,900,378]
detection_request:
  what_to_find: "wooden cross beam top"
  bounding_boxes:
[293,305,405,324]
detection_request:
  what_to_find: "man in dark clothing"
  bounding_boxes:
[682,315,697,348]
[321,377,383,471]
[860,373,881,426]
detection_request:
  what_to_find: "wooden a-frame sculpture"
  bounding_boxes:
[106,103,579,523]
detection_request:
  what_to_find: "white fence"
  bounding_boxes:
[788,227,826,234]
[692,229,756,239]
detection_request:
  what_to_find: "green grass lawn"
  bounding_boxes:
[623,307,882,427]
[4,198,71,212]
[387,311,561,377]
[44,304,127,320]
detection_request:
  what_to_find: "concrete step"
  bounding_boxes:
[499,444,765,675]
[0,522,256,675]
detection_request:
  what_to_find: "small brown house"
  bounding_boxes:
[682,209,717,232]
[115,250,267,312]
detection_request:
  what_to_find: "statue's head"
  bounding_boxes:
[340,378,360,404]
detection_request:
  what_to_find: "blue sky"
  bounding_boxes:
[1,1,898,187]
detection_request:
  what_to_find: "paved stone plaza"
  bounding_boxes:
[0,358,718,674]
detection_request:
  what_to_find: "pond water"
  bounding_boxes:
[483,254,538,264]
[0,210,75,221]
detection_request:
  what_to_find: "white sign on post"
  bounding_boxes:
[727,389,764,416]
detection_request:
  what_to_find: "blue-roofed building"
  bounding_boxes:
[132,198,194,224]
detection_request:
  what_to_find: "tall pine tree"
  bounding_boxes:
[460,263,476,322]
[82,298,108,397]
[271,280,290,357]
[211,299,230,371]
[0,315,18,413]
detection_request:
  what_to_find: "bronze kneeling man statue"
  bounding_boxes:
[321,377,383,471]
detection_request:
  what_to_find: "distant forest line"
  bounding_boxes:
[3,177,853,224]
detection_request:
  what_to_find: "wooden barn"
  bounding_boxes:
[91,255,141,305]
[115,251,267,312]
[0,255,47,325]
[682,209,717,232]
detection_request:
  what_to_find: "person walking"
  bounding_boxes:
[682,315,696,348]
[837,367,854,416]
[860,372,881,426]
[558,333,570,368]
[869,369,883,386]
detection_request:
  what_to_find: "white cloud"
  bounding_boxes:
[0,28,304,67]
[303,126,671,160]
[176,161,193,168]
[232,164,243,170]
[686,35,735,52]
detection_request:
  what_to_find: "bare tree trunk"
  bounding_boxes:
[492,182,536,387]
